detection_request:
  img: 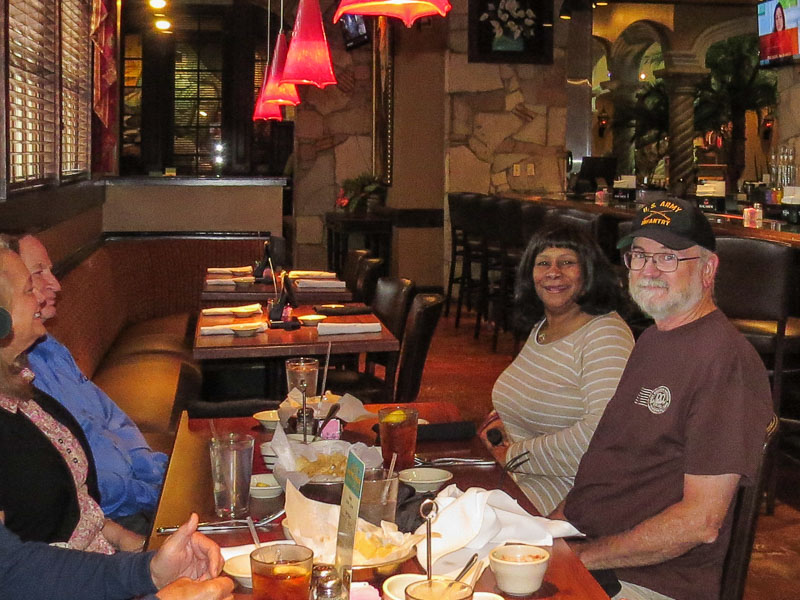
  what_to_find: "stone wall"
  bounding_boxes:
[292,0,374,268]
[445,0,570,195]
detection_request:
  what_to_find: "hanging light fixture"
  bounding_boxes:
[260,0,300,106]
[333,0,451,28]
[254,1,284,121]
[281,0,337,88]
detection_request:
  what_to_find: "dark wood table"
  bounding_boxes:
[193,305,398,362]
[147,414,609,600]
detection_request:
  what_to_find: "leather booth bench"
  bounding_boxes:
[46,233,269,452]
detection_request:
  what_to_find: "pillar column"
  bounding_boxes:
[603,80,641,176]
[657,53,708,197]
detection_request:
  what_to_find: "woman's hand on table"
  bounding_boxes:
[155,577,235,600]
[150,513,225,588]
[102,519,146,552]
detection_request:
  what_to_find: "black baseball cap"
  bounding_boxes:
[617,198,716,251]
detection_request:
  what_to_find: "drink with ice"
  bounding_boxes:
[285,357,318,396]
[378,407,418,471]
[251,545,313,600]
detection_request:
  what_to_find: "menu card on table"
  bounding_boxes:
[335,450,366,593]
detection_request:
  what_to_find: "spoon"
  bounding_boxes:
[246,516,261,548]
[453,553,479,583]
[313,402,340,441]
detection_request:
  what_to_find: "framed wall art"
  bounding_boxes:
[468,0,553,64]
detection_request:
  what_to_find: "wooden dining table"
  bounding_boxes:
[201,275,354,305]
[147,413,609,600]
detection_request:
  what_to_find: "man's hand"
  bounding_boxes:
[155,577,234,600]
[150,514,225,589]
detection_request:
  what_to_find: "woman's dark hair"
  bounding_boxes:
[513,224,629,334]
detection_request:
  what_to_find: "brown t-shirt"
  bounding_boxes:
[564,310,773,600]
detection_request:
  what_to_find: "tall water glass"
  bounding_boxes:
[209,433,254,518]
[286,357,319,396]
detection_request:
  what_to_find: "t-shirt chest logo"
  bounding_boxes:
[633,385,672,414]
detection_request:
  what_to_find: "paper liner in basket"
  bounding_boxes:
[269,426,383,490]
[284,481,423,565]
[277,391,373,426]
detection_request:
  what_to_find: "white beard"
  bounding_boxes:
[629,272,703,322]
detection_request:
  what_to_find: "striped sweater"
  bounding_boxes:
[492,311,634,515]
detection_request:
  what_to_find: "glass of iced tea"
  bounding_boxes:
[250,544,313,600]
[378,406,419,471]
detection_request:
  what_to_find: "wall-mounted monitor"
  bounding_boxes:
[340,14,369,51]
[758,0,800,66]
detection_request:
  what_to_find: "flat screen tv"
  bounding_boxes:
[758,0,800,66]
[340,14,369,50]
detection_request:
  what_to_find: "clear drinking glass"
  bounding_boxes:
[358,468,399,526]
[286,357,319,397]
[209,433,254,518]
[378,406,419,471]
[250,544,313,600]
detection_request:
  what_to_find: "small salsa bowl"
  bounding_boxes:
[488,543,550,596]
[398,467,453,493]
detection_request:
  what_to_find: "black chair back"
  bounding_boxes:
[720,415,779,600]
[354,257,384,304]
[520,202,549,245]
[395,294,445,404]
[372,277,416,340]
[343,249,371,291]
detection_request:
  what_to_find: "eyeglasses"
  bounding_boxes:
[624,251,700,273]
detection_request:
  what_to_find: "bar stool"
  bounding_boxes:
[454,194,487,328]
[715,236,800,513]
[445,193,480,318]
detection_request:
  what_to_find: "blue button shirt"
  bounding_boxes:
[28,335,168,519]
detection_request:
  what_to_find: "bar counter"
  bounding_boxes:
[503,192,800,247]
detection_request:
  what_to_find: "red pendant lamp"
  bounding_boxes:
[333,0,451,28]
[253,1,284,121]
[261,33,301,105]
[281,0,337,88]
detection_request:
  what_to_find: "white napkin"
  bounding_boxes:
[317,322,382,336]
[294,279,347,289]
[201,303,263,316]
[288,270,337,279]
[199,323,267,335]
[277,391,372,425]
[205,276,256,286]
[207,266,254,275]
[414,485,582,577]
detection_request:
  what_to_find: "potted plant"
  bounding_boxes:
[336,172,387,214]
[479,0,536,52]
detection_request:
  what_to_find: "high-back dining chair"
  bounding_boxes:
[343,249,371,291]
[715,236,800,513]
[720,415,779,600]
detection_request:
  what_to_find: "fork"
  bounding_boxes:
[156,508,285,534]
[414,456,496,467]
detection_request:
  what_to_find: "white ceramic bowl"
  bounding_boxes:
[298,314,326,326]
[253,409,280,431]
[231,307,260,318]
[259,441,278,468]
[398,467,453,493]
[250,473,282,498]
[488,544,550,596]
[222,553,253,588]
[231,323,261,337]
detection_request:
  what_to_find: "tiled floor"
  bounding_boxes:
[416,312,800,599]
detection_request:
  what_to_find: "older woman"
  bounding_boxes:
[0,245,142,552]
[481,225,634,515]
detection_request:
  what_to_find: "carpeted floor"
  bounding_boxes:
[416,311,800,599]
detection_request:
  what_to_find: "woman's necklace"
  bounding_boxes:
[537,322,548,344]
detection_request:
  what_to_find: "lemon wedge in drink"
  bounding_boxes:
[383,409,407,424]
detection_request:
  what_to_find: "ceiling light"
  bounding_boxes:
[155,19,171,30]
[149,0,167,8]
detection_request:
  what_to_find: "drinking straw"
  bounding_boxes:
[381,452,397,504]
[210,418,219,440]
[319,341,332,398]
[268,256,279,299]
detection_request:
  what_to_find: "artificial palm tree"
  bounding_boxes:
[695,35,777,187]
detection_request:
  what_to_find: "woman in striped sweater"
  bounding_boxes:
[482,225,634,515]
